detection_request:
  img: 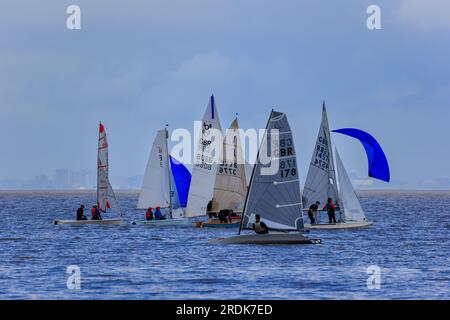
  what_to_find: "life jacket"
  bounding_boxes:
[146,210,153,220]
[91,207,96,218]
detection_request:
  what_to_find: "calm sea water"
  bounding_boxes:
[0,190,449,300]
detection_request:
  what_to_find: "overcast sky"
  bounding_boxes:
[1,0,449,189]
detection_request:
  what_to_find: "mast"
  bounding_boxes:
[165,125,173,219]
[238,109,273,235]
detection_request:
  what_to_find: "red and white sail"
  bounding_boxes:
[97,122,116,212]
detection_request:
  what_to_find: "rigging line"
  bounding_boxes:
[273,179,299,185]
[276,203,302,208]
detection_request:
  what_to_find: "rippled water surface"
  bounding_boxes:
[0,190,449,299]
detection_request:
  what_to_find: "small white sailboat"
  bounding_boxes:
[133,128,189,226]
[211,110,321,245]
[54,122,123,225]
[185,95,223,218]
[200,117,247,228]
[303,103,372,230]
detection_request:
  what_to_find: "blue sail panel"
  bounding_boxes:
[332,128,390,182]
[169,156,192,207]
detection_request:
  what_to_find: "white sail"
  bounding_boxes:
[302,103,338,209]
[212,118,247,212]
[107,180,122,216]
[335,149,366,222]
[185,96,222,217]
[241,111,304,231]
[137,129,171,209]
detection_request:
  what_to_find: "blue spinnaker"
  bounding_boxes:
[169,156,191,207]
[332,128,390,182]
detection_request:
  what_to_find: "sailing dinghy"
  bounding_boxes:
[54,123,123,225]
[210,111,321,245]
[302,103,372,230]
[133,128,190,226]
[200,117,247,228]
[185,95,223,218]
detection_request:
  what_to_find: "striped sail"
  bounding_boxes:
[241,111,304,231]
[212,118,247,212]
[302,103,338,209]
[185,96,223,217]
[97,122,118,213]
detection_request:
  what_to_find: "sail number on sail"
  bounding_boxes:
[279,137,297,178]
[195,121,215,171]
[219,136,238,176]
[312,135,330,171]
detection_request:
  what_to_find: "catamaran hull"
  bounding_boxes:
[131,218,189,226]
[305,221,373,230]
[53,219,123,225]
[209,233,322,245]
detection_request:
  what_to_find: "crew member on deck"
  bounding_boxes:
[154,206,166,220]
[324,198,337,224]
[91,204,102,220]
[76,204,87,221]
[207,198,216,218]
[145,207,154,221]
[252,214,269,234]
[307,201,320,224]
[218,209,231,223]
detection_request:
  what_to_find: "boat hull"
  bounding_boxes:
[53,218,123,225]
[131,218,189,226]
[305,221,373,230]
[209,233,321,245]
[202,222,240,228]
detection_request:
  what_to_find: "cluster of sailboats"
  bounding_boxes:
[53,96,390,245]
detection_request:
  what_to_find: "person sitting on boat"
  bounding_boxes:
[207,198,216,219]
[252,214,269,234]
[307,201,320,224]
[76,204,87,221]
[154,206,166,220]
[228,209,239,222]
[145,207,154,221]
[218,209,231,223]
[323,198,337,224]
[91,204,102,220]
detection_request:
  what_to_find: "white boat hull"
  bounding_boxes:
[305,221,373,230]
[131,218,189,226]
[53,218,123,225]
[209,233,322,245]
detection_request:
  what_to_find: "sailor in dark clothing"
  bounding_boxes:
[324,198,337,224]
[307,201,320,224]
[207,199,216,218]
[76,204,87,221]
[252,214,269,234]
[218,209,231,223]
